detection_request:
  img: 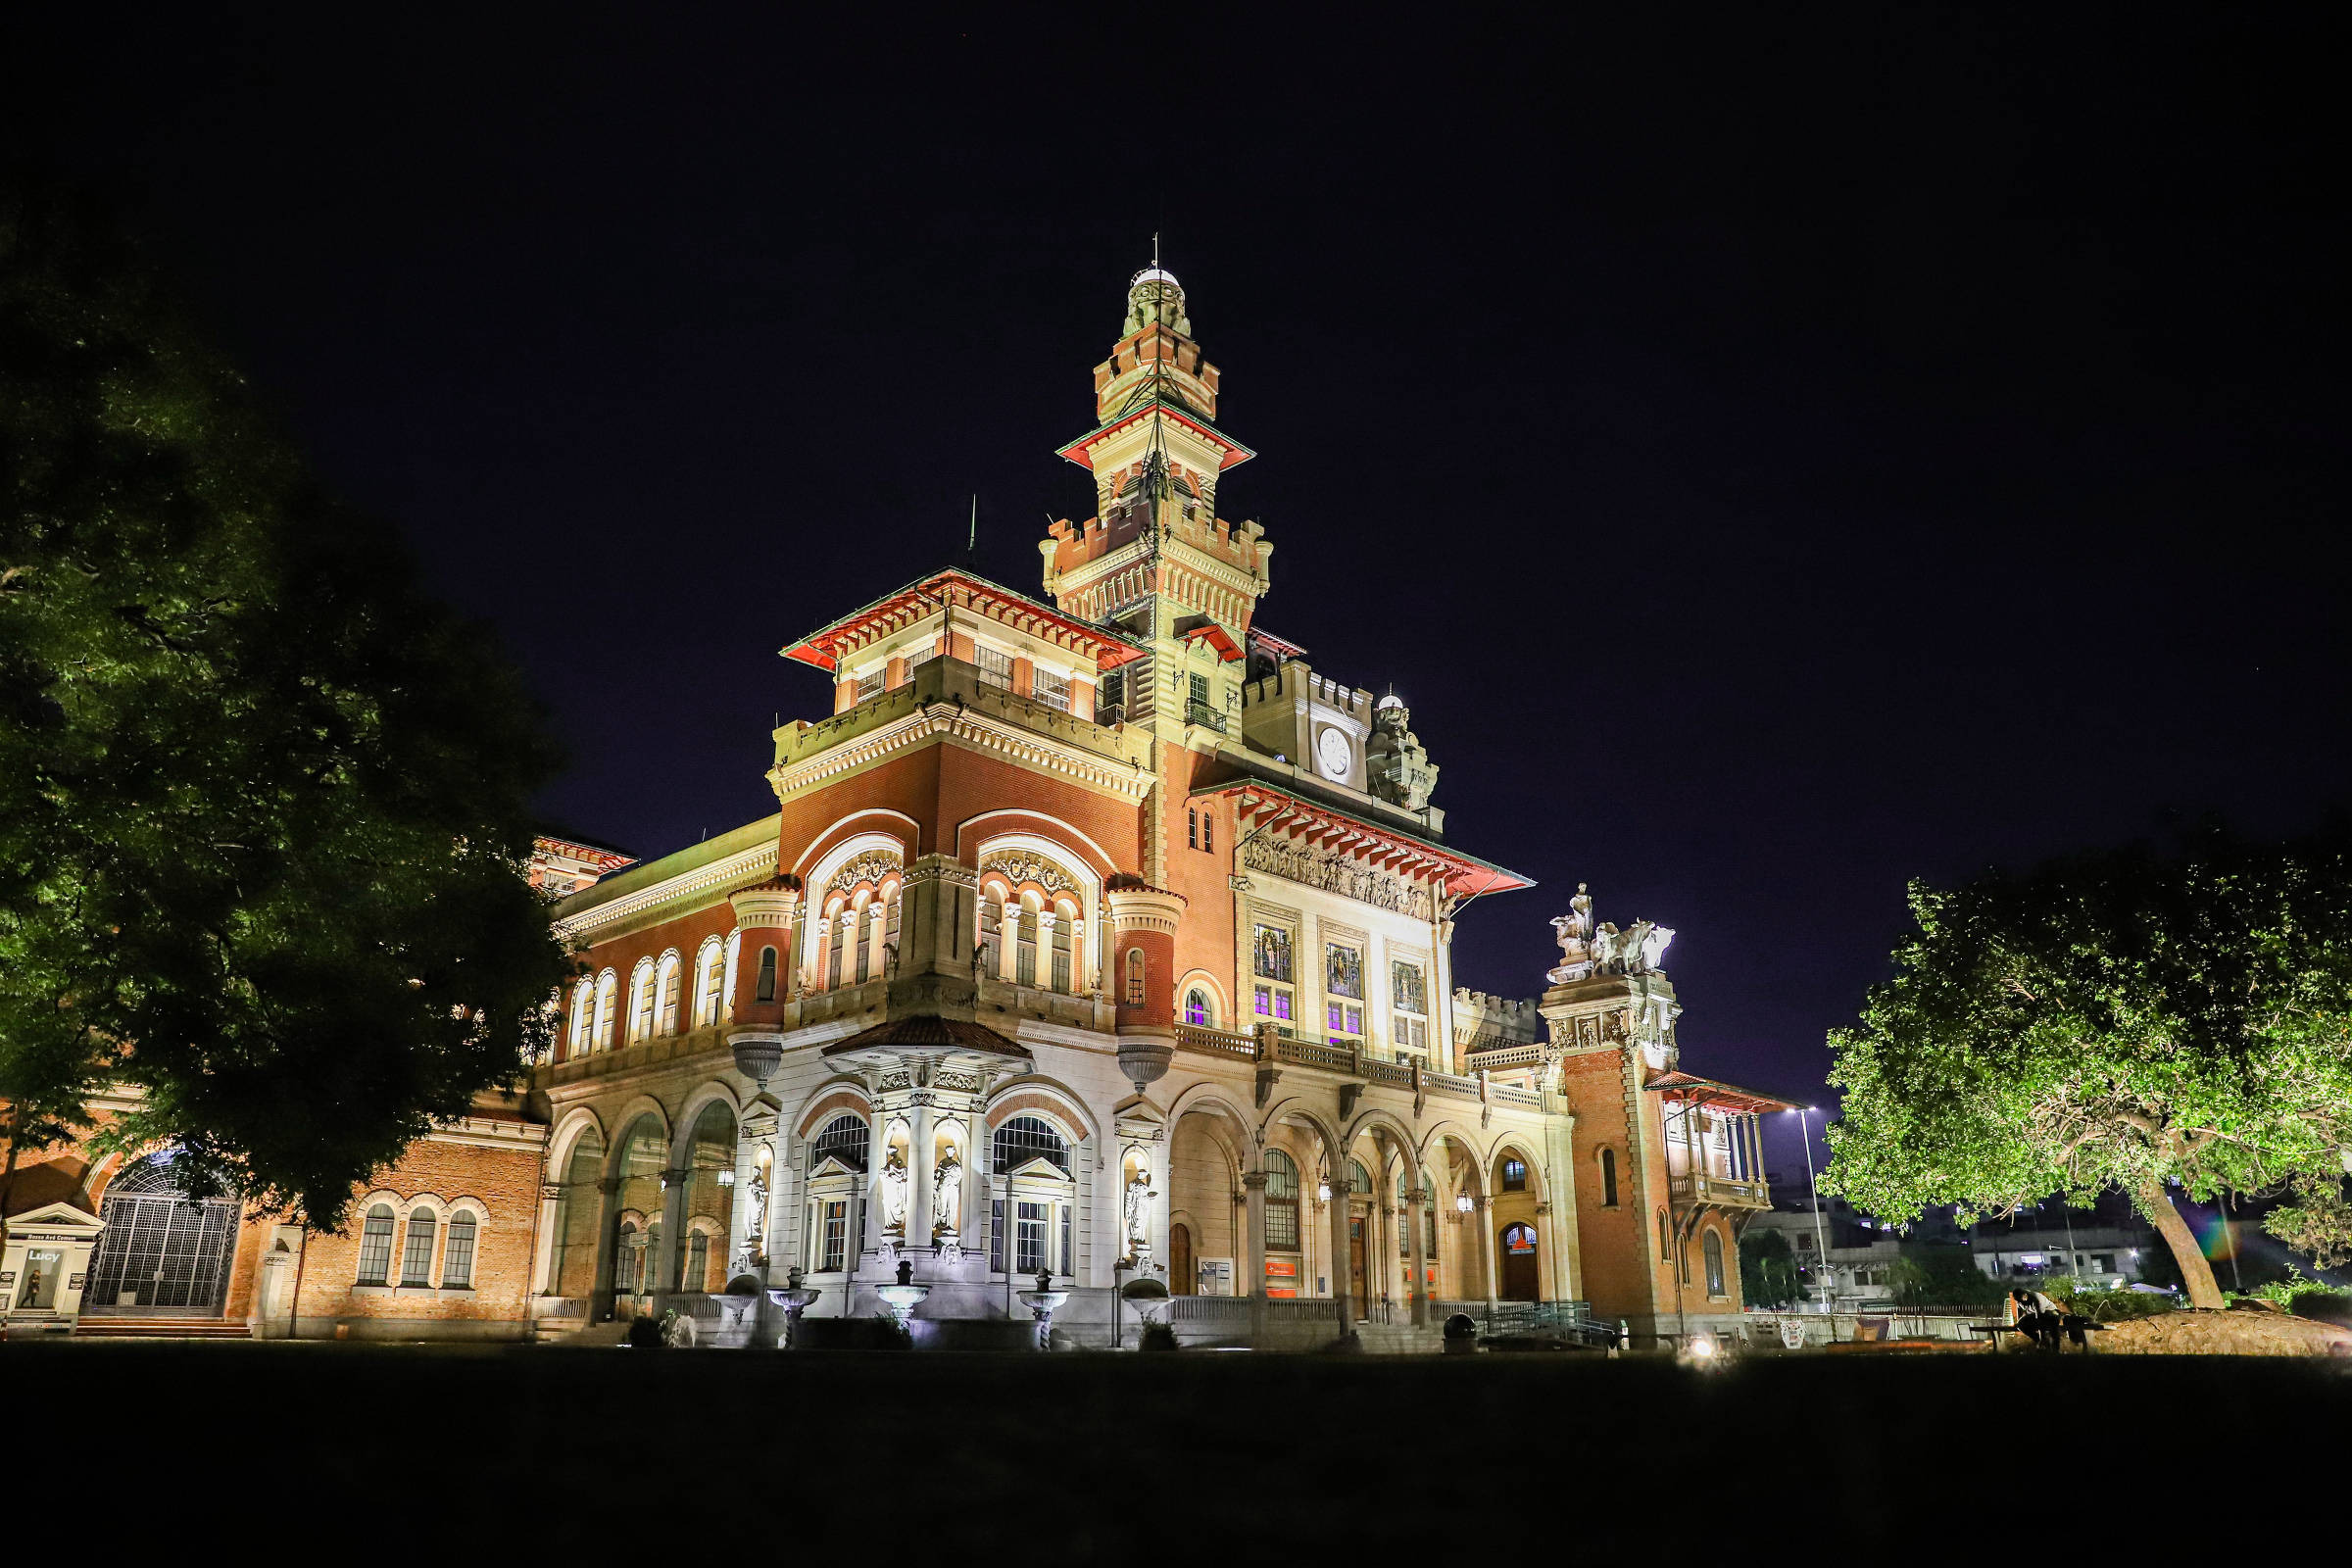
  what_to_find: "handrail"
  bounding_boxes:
[1464,1043,1545,1072]
[1172,1022,1257,1060]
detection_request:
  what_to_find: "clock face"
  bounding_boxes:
[1316,727,1352,780]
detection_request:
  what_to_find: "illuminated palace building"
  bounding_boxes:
[3,269,1791,1348]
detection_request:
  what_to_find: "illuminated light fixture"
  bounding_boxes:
[716,1170,735,1188]
[1316,1180,1333,1202]
[1455,1193,1474,1213]
[1688,1334,1717,1359]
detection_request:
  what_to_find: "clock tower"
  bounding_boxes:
[1040,265,1274,885]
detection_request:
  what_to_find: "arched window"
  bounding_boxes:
[992,1114,1069,1174]
[1201,810,1213,854]
[1188,807,1199,850]
[1014,899,1039,987]
[615,1220,642,1296]
[400,1207,437,1286]
[593,971,618,1051]
[1125,949,1146,1005]
[977,896,1002,977]
[356,1203,396,1285]
[695,938,725,1028]
[810,1113,870,1171]
[685,1230,710,1293]
[756,946,778,1003]
[1184,987,1211,1026]
[1263,1150,1300,1252]
[1703,1229,1727,1298]
[628,959,656,1043]
[441,1211,477,1290]
[1050,908,1073,993]
[1500,1156,1528,1192]
[1349,1158,1371,1195]
[568,981,594,1057]
[656,952,683,1034]
[1599,1147,1618,1207]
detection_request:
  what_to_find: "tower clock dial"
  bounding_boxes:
[1315,727,1352,781]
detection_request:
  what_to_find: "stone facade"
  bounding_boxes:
[1,265,1788,1348]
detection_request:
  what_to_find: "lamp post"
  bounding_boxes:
[1788,1107,1832,1312]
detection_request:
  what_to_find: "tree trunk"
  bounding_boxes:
[2136,1176,2225,1308]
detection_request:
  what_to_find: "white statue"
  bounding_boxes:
[1639,923,1675,972]
[1589,922,1623,972]
[932,1151,962,1238]
[1566,883,1592,940]
[1123,1164,1153,1255]
[1621,920,1654,972]
[878,1144,908,1237]
[743,1165,768,1250]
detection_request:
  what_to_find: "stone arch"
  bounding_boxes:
[669,1081,744,1164]
[1163,1082,1262,1167]
[792,1079,876,1140]
[954,808,1119,876]
[791,808,923,876]
[1487,1133,1549,1205]
[601,1096,672,1177]
[1344,1107,1425,1187]
[547,1105,608,1176]
[1175,967,1230,1027]
[983,1076,1102,1152]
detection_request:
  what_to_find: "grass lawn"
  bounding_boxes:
[17,1343,2343,1547]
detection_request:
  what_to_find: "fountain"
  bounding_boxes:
[1014,1265,1067,1351]
[874,1257,930,1335]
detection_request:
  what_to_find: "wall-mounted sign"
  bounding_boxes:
[1198,1257,1235,1297]
[1264,1256,1298,1298]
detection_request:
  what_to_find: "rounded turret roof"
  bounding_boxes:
[1129,266,1181,290]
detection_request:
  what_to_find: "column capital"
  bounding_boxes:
[1241,1171,1267,1191]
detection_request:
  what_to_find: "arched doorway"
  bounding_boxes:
[1169,1221,1195,1295]
[83,1154,241,1316]
[1498,1221,1541,1302]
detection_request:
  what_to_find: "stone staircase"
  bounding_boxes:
[74,1317,252,1341]
[1355,1320,1445,1355]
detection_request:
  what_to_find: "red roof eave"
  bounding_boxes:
[1184,623,1245,662]
[1056,404,1257,471]
[782,569,1149,674]
[1644,1071,1800,1115]
[1193,778,1533,899]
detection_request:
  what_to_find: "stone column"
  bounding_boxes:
[1327,1155,1353,1338]
[1243,1170,1267,1345]
[656,1160,692,1298]
[1406,1182,1430,1328]
[1036,909,1057,994]
[530,1181,563,1295]
[1477,1194,1500,1316]
[909,1093,936,1250]
[589,1175,622,1320]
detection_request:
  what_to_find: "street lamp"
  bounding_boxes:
[1787,1106,1832,1312]
[1454,1193,1474,1213]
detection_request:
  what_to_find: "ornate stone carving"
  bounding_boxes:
[878,1143,908,1237]
[932,1150,962,1239]
[1242,836,1434,920]
[1365,694,1439,811]
[828,851,903,895]
[979,851,1077,896]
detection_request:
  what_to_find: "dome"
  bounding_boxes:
[1129,266,1182,290]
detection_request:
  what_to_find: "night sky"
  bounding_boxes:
[9,10,2345,1178]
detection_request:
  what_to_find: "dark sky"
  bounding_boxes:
[9,8,2345,1177]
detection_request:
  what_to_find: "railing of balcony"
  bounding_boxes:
[1490,1083,1544,1109]
[1172,1023,1257,1060]
[1186,700,1227,733]
[1670,1173,1771,1207]
[1463,1043,1545,1073]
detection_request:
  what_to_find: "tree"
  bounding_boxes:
[1886,1249,2002,1311]
[0,177,572,1229]
[1823,824,2352,1309]
[1739,1227,1800,1308]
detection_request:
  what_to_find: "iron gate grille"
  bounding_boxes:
[85,1168,239,1315]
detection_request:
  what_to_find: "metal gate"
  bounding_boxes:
[83,1156,241,1315]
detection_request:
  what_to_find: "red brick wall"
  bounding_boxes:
[289,1133,544,1327]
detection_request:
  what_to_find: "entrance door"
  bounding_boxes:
[84,1156,240,1315]
[1348,1215,1369,1319]
[1169,1222,1195,1295]
[1499,1221,1541,1302]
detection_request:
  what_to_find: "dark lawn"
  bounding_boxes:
[20,1344,2344,1547]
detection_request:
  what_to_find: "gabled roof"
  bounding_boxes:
[819,1015,1032,1065]
[781,568,1150,675]
[1055,398,1257,471]
[1191,776,1534,899]
[1644,1071,1800,1114]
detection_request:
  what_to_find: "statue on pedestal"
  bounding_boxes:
[1122,1163,1155,1263]
[932,1150,963,1242]
[879,1144,909,1238]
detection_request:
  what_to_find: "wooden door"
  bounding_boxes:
[1499,1221,1541,1301]
[1170,1221,1195,1295]
[1348,1215,1369,1319]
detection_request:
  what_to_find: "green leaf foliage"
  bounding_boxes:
[1823,823,2352,1297]
[0,178,573,1229]
[1886,1249,2005,1311]
[1738,1227,1801,1308]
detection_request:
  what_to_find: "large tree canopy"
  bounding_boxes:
[1824,824,2352,1307]
[0,179,571,1229]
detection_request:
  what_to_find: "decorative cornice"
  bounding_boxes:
[769,705,1154,802]
[425,1115,550,1152]
[556,844,778,943]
